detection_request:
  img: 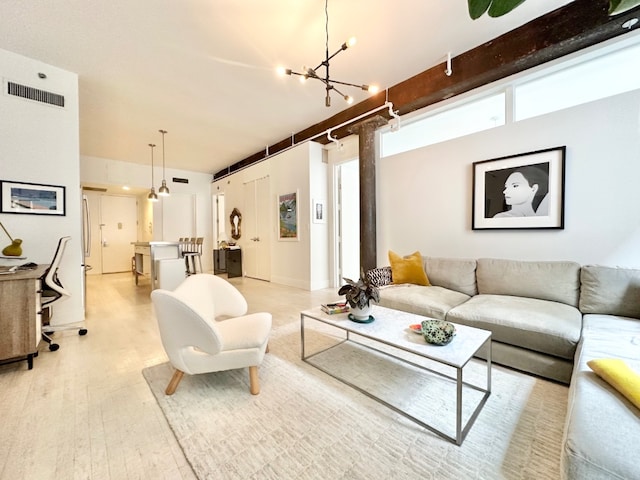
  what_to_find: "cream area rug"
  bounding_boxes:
[142,322,568,480]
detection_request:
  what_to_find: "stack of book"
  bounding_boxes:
[321,302,349,315]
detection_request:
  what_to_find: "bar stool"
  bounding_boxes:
[183,237,203,275]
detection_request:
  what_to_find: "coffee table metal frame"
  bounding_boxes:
[300,305,492,445]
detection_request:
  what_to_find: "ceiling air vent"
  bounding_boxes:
[7,81,65,107]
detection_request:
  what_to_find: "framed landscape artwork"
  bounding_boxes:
[278,191,299,240]
[0,180,66,216]
[472,146,566,230]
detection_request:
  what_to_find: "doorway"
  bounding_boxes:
[336,160,360,282]
[242,176,271,280]
[100,195,138,273]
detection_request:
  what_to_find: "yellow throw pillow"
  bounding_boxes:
[587,358,640,410]
[388,251,430,286]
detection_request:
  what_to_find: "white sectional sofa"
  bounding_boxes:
[369,257,640,479]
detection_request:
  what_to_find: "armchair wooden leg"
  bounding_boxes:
[165,369,185,395]
[249,366,260,395]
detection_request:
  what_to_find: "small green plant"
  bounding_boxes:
[338,270,380,309]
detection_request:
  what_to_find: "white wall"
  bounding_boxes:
[0,48,84,324]
[212,141,330,290]
[377,89,640,268]
[309,145,329,289]
[81,155,214,271]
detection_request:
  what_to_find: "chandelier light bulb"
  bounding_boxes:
[347,37,357,48]
[344,95,354,104]
[367,85,379,94]
[276,66,287,76]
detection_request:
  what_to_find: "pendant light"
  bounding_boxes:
[158,129,170,196]
[147,143,158,202]
[277,0,378,107]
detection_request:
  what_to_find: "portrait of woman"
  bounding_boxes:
[484,162,549,218]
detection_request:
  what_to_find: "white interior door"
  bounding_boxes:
[242,176,270,280]
[100,195,138,273]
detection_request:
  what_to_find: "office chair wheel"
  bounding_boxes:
[49,343,59,352]
[79,329,88,336]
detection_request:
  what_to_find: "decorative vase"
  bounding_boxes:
[350,303,373,321]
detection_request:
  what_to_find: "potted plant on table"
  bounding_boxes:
[338,269,380,322]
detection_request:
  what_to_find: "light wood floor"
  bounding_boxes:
[0,272,338,480]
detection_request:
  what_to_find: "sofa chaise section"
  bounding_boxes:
[561,265,640,480]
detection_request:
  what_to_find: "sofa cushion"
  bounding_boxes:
[377,284,470,320]
[587,358,640,410]
[366,266,393,287]
[389,251,430,286]
[424,256,477,297]
[446,294,582,359]
[476,258,581,307]
[579,265,640,319]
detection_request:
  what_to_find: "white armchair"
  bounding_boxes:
[150,274,271,395]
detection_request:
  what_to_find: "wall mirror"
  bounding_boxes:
[230,208,242,240]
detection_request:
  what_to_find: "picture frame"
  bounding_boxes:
[278,191,299,240]
[472,146,565,230]
[312,198,325,224]
[0,180,66,216]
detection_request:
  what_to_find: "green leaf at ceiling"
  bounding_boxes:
[609,0,640,15]
[467,0,526,19]
[468,0,640,19]
[468,0,491,19]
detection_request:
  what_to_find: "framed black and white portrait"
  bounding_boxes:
[472,146,566,230]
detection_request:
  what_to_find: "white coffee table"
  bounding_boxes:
[300,305,491,445]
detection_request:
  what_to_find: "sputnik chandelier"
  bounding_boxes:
[277,0,379,107]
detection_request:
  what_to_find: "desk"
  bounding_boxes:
[132,242,181,289]
[0,265,48,369]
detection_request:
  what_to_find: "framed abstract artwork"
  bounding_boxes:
[278,191,299,240]
[0,180,66,216]
[472,146,566,230]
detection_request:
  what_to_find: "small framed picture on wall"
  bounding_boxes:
[312,199,325,224]
[0,180,66,216]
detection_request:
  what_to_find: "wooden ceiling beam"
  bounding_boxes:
[214,0,639,179]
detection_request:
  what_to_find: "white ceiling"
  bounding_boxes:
[1,0,572,174]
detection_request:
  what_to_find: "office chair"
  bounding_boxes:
[41,236,88,351]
